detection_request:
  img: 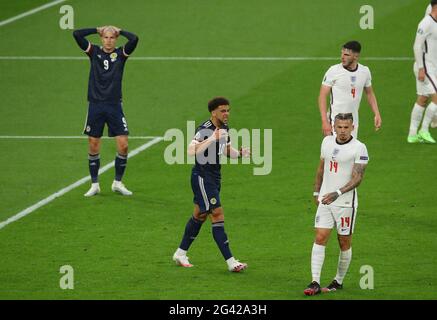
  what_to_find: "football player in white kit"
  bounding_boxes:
[425,2,437,128]
[304,113,369,296]
[408,0,437,143]
[318,41,382,138]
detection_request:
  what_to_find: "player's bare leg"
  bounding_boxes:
[432,114,437,128]
[111,135,132,195]
[323,234,352,293]
[210,207,247,272]
[429,90,437,128]
[84,137,102,197]
[173,204,206,267]
[418,94,437,143]
[304,228,331,296]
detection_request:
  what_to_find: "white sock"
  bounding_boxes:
[409,103,425,136]
[311,243,325,284]
[226,256,237,267]
[334,248,352,285]
[421,102,437,132]
[175,248,187,256]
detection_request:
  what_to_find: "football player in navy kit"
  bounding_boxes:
[73,26,138,196]
[172,97,251,272]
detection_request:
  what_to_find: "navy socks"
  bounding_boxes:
[179,216,204,251]
[212,221,232,260]
[115,153,127,181]
[88,154,100,183]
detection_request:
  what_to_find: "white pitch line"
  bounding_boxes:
[0,135,161,140]
[0,56,414,61]
[0,0,67,28]
[0,136,164,231]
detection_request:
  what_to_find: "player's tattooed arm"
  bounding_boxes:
[321,163,367,205]
[343,163,367,192]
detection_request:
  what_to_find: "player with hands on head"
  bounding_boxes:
[73,25,138,196]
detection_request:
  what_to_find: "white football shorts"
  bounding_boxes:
[314,203,357,236]
[414,63,437,96]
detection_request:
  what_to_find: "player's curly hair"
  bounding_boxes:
[432,0,437,7]
[208,97,230,112]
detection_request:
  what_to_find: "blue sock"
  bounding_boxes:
[212,221,232,260]
[115,153,127,181]
[88,154,100,183]
[179,216,204,251]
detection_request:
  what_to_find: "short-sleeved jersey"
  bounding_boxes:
[414,15,437,70]
[319,135,369,208]
[86,45,128,103]
[322,63,372,125]
[192,119,231,178]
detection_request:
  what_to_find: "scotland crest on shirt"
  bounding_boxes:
[110,52,118,62]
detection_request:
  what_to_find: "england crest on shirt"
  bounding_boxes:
[332,148,340,160]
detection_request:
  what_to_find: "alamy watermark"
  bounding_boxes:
[59,265,74,290]
[359,5,374,30]
[163,121,272,176]
[59,5,74,30]
[359,265,374,289]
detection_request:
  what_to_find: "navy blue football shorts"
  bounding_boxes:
[191,171,221,213]
[83,101,129,138]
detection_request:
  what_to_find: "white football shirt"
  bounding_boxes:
[426,4,432,16]
[319,135,369,208]
[322,63,372,126]
[414,14,437,70]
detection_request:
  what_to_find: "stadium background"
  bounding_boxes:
[0,0,436,299]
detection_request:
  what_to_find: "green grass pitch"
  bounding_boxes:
[0,0,436,300]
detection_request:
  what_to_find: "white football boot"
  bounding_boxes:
[227,257,248,272]
[172,252,193,268]
[111,180,133,196]
[84,183,100,197]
